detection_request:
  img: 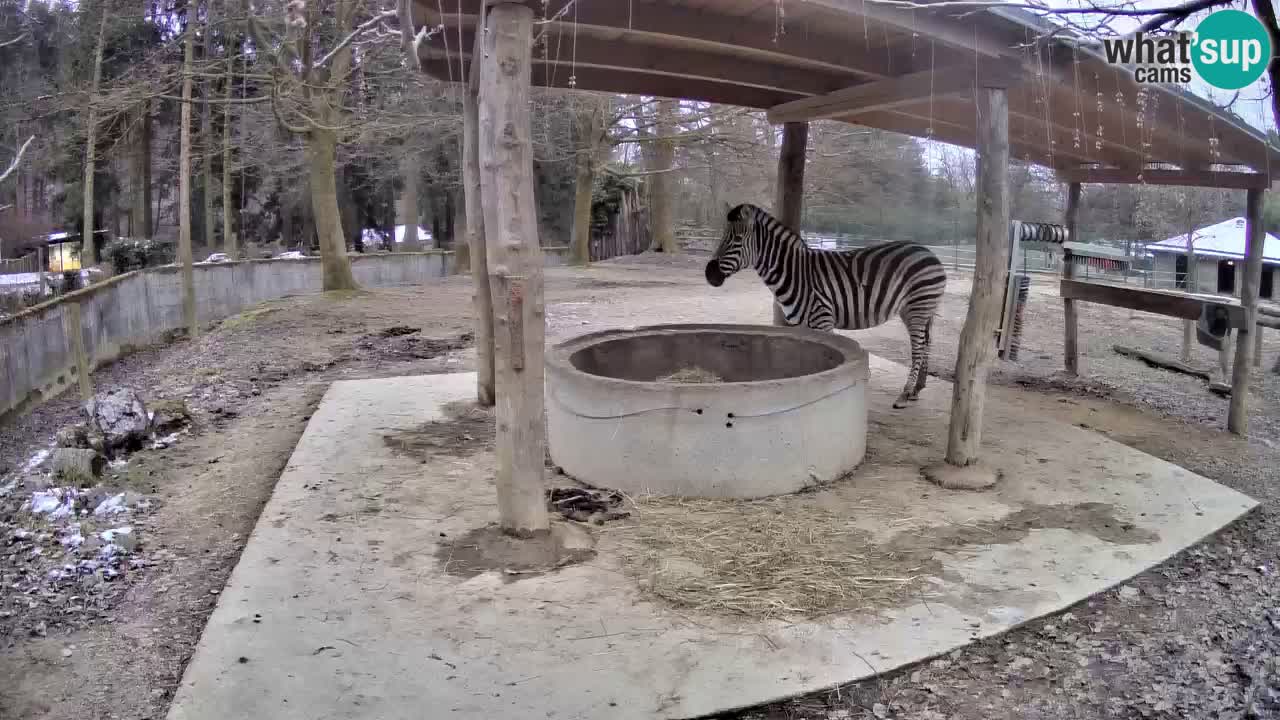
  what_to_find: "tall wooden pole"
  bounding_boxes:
[479,2,548,536]
[772,121,807,326]
[1228,187,1266,435]
[463,11,495,406]
[1062,182,1081,375]
[178,25,198,338]
[943,87,1010,473]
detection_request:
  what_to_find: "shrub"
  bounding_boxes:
[102,237,174,272]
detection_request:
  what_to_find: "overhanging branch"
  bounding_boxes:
[0,135,34,184]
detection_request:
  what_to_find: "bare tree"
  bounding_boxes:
[250,0,400,290]
[81,3,110,265]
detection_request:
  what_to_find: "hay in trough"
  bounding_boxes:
[610,496,931,619]
[656,366,723,384]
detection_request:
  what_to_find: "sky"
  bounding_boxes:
[1038,0,1276,133]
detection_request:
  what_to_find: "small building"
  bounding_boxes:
[1145,218,1280,299]
[1062,241,1133,277]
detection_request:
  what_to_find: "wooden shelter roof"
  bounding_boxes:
[412,0,1280,183]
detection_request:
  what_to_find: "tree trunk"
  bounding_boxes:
[649,99,677,253]
[308,127,359,291]
[179,26,198,338]
[463,12,494,404]
[479,2,547,536]
[130,104,153,239]
[201,0,216,254]
[944,87,1010,469]
[1228,188,1267,435]
[570,104,602,265]
[222,62,236,256]
[773,121,807,326]
[81,7,109,265]
[397,153,420,250]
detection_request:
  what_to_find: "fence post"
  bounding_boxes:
[37,246,46,297]
[62,302,94,402]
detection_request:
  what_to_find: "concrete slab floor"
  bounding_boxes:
[166,361,1257,720]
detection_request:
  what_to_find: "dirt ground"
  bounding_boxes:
[1,253,1278,719]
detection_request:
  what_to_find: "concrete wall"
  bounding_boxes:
[1,247,572,419]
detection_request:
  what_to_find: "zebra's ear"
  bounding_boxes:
[724,202,740,221]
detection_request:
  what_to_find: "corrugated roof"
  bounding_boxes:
[1146,218,1280,262]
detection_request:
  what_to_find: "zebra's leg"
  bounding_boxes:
[894,310,929,408]
[910,317,934,399]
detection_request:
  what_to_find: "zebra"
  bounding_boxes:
[705,203,947,409]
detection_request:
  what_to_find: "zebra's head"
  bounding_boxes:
[706,203,755,288]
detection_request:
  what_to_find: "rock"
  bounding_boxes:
[22,474,52,492]
[149,398,191,434]
[99,527,138,553]
[85,388,150,454]
[51,449,107,486]
[55,423,91,449]
[1119,585,1141,602]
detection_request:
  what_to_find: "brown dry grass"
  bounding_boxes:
[610,495,931,620]
[656,366,724,383]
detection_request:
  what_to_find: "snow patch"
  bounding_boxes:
[30,488,79,519]
[99,526,132,544]
[93,493,127,517]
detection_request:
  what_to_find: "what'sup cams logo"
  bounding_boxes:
[1101,9,1273,90]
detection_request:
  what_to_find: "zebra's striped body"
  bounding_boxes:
[706,203,947,408]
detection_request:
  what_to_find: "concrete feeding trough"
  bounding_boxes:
[546,323,869,498]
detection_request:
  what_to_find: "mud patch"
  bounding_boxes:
[356,330,473,361]
[435,524,595,580]
[889,502,1160,553]
[382,400,494,459]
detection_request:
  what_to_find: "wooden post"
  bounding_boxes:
[940,87,1010,478]
[1062,182,1081,375]
[37,245,46,297]
[62,302,93,402]
[478,2,549,536]
[1254,326,1264,368]
[462,10,495,406]
[772,121,808,326]
[1228,187,1266,434]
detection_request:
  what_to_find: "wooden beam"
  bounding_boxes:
[418,57,804,110]
[806,0,1013,59]
[1228,187,1267,435]
[773,122,807,327]
[1060,279,1247,327]
[478,2,548,536]
[462,11,494,407]
[849,108,1080,172]
[417,2,917,83]
[945,86,1011,470]
[429,29,863,99]
[1062,182,1081,375]
[768,64,1017,124]
[1057,167,1272,190]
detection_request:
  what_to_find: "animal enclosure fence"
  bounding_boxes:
[0,252,39,275]
[590,182,651,261]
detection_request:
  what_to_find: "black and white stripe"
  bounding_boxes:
[706,203,947,408]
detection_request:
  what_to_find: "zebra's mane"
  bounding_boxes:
[737,203,809,252]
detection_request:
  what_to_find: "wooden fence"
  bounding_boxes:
[590,185,650,261]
